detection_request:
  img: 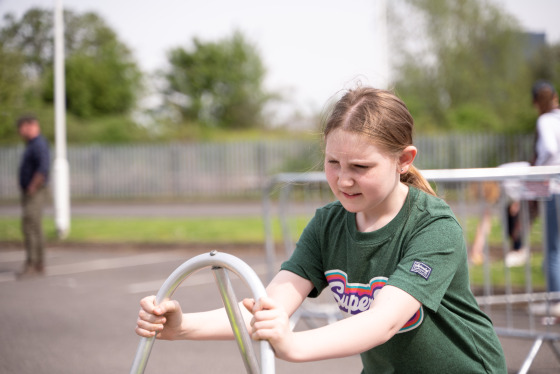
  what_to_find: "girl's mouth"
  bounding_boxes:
[342,192,361,199]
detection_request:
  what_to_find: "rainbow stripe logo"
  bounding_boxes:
[325,269,423,333]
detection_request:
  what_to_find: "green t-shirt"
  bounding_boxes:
[281,187,506,373]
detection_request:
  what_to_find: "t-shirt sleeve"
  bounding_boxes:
[387,216,466,312]
[280,212,328,298]
[535,113,560,166]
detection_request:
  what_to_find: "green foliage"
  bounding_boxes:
[391,0,550,134]
[64,114,153,144]
[40,11,142,118]
[0,43,25,140]
[0,7,142,144]
[0,9,53,77]
[529,43,560,91]
[165,30,275,129]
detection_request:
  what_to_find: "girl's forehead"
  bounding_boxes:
[325,129,387,156]
[325,128,376,149]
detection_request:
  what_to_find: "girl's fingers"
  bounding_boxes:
[252,318,283,331]
[253,308,281,322]
[136,317,160,332]
[138,309,166,324]
[135,317,163,337]
[242,298,256,314]
[139,295,157,313]
[249,296,278,318]
[152,300,179,316]
[139,296,178,316]
[135,326,156,338]
[255,296,276,311]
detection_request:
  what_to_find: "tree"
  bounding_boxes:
[165,31,272,129]
[390,0,538,133]
[0,9,53,79]
[529,42,560,87]
[0,8,141,121]
[0,42,25,141]
[42,10,141,118]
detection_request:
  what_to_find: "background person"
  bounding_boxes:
[135,86,506,373]
[469,162,538,268]
[17,115,50,276]
[531,80,560,316]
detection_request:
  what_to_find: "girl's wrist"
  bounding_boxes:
[176,314,195,340]
[274,331,306,362]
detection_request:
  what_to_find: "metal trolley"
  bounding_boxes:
[130,251,275,374]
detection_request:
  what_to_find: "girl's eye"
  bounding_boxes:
[327,160,339,165]
[354,164,369,169]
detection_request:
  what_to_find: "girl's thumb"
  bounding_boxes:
[242,298,256,314]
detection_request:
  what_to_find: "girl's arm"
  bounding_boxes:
[135,270,313,341]
[248,284,421,362]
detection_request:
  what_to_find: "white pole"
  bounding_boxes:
[376,0,390,89]
[53,0,70,238]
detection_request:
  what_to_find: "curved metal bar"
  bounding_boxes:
[130,251,275,374]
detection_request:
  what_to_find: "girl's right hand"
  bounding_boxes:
[135,295,184,340]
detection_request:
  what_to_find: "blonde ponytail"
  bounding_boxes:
[401,165,436,196]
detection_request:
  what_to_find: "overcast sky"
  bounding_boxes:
[1,0,559,117]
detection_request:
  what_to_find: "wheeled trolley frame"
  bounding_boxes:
[130,251,275,374]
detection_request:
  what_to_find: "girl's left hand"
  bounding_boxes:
[243,296,296,361]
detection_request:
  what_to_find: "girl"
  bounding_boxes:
[136,86,507,373]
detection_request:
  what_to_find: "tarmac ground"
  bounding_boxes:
[0,242,559,373]
[1,202,559,373]
[0,243,364,374]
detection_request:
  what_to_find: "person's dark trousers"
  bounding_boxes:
[20,186,46,271]
[545,194,560,293]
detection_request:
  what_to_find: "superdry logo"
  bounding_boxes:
[325,269,424,333]
[410,261,432,280]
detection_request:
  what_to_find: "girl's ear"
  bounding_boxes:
[399,146,417,173]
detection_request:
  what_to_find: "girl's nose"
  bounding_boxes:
[337,170,354,187]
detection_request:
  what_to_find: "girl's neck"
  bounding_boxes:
[355,183,410,232]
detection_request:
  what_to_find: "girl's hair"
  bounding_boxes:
[323,86,436,196]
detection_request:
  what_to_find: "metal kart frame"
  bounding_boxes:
[130,251,275,374]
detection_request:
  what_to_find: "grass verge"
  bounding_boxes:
[0,216,309,244]
[0,215,547,288]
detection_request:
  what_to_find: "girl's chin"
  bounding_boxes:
[339,201,362,213]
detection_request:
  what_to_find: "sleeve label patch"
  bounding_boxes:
[410,261,432,280]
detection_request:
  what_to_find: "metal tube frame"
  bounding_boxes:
[130,251,275,374]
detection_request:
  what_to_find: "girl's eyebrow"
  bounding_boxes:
[347,157,375,164]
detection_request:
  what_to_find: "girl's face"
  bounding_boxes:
[324,128,409,230]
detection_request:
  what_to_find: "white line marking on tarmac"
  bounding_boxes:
[0,251,185,283]
[45,252,183,276]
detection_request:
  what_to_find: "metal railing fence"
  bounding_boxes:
[262,166,560,374]
[0,133,534,200]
